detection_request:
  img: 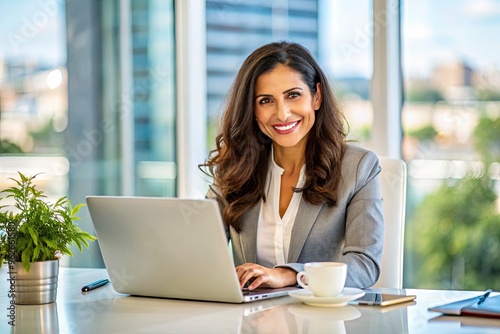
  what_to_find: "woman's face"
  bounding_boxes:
[254,64,322,150]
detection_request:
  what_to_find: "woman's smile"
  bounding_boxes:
[273,120,301,134]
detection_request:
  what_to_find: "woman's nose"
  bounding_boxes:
[275,102,291,122]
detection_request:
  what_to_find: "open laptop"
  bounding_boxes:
[86,196,300,303]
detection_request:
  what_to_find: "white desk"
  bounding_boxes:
[1,267,499,333]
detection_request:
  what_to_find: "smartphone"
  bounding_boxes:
[349,292,416,306]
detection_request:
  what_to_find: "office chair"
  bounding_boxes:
[373,157,407,289]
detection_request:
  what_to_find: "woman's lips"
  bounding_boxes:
[272,120,300,134]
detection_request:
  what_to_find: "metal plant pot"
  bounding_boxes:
[11,260,59,305]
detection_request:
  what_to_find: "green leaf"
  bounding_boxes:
[71,203,85,217]
[41,237,57,249]
[32,245,41,262]
[21,251,31,272]
[60,245,73,257]
[53,196,66,207]
[30,227,40,244]
[73,238,83,252]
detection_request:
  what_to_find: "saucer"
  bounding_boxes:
[288,304,361,321]
[288,288,365,307]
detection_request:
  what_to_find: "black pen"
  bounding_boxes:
[81,279,110,292]
[477,289,493,305]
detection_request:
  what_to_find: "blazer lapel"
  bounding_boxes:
[288,199,323,263]
[238,204,260,263]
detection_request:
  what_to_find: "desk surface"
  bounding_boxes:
[1,267,500,333]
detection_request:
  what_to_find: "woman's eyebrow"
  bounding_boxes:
[255,87,304,100]
[282,87,303,94]
[255,93,272,100]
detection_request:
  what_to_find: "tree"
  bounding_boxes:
[408,177,500,289]
[0,139,23,154]
[406,115,500,290]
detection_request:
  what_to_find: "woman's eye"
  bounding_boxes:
[288,92,300,98]
[259,98,271,104]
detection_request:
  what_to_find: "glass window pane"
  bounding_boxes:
[101,0,177,197]
[320,0,373,147]
[0,1,68,201]
[132,0,176,196]
[402,0,500,290]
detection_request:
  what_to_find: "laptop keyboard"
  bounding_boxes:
[242,288,263,295]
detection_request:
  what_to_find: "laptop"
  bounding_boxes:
[86,196,300,303]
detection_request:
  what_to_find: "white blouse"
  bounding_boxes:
[256,151,306,267]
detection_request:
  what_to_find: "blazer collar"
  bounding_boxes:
[288,199,323,262]
[239,204,260,263]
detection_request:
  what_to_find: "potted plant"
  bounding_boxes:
[0,172,96,304]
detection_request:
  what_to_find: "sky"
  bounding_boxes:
[0,0,66,66]
[0,0,499,78]
[328,0,500,78]
[402,0,500,78]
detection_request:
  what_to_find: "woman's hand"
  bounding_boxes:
[236,263,297,290]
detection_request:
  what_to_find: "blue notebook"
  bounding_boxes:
[429,292,500,319]
[461,295,500,318]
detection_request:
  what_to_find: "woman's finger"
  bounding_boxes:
[236,264,265,288]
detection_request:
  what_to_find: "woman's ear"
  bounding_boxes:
[313,82,322,110]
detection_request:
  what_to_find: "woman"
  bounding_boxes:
[201,41,384,290]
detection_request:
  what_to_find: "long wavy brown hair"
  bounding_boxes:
[200,41,347,232]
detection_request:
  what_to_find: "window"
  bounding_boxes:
[0,1,177,268]
[0,1,68,203]
[100,0,177,197]
[402,0,500,290]
[320,0,373,147]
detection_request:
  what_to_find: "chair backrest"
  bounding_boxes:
[373,157,407,289]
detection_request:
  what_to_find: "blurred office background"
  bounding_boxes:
[0,0,499,290]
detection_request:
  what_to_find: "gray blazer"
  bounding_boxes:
[208,144,384,288]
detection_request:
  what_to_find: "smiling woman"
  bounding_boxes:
[200,41,385,292]
[254,64,321,150]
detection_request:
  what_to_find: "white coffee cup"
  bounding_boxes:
[296,262,347,297]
